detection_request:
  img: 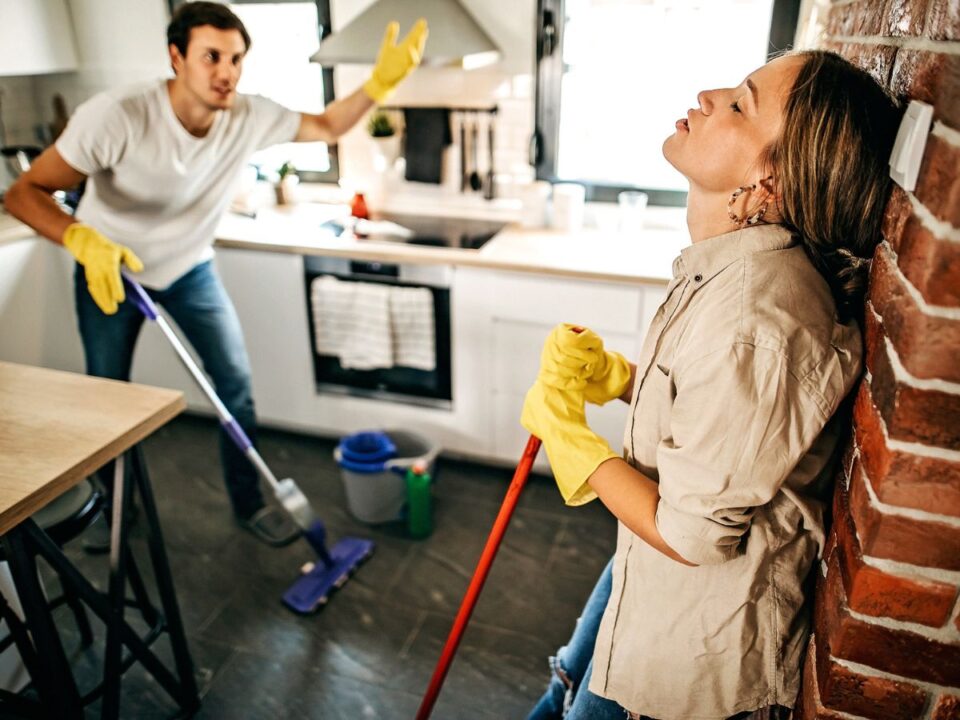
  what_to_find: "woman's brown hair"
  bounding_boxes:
[762,50,901,323]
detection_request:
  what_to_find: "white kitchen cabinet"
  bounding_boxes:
[456,266,668,471]
[0,0,79,76]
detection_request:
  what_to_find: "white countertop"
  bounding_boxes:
[1,198,689,285]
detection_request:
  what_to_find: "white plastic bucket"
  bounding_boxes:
[335,429,440,524]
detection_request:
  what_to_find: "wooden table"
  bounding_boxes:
[0,362,199,718]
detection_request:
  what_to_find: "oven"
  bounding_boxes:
[303,255,453,408]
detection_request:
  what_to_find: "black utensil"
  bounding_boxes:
[469,118,482,192]
[484,118,495,200]
[459,113,468,193]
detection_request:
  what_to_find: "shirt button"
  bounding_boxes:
[694,274,703,282]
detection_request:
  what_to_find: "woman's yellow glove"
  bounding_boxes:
[362,19,429,103]
[62,223,143,315]
[540,324,632,405]
[520,380,619,506]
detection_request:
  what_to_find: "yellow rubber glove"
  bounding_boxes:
[62,223,143,315]
[540,324,632,405]
[362,19,429,103]
[520,380,619,506]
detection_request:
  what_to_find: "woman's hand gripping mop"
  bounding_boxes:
[416,325,629,718]
[122,272,373,614]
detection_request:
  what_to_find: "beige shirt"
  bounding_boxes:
[589,224,862,719]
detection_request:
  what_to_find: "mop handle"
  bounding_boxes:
[120,271,272,482]
[416,435,542,720]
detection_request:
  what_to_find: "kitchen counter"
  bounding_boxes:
[1,199,689,285]
[215,201,688,285]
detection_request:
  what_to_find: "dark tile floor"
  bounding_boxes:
[46,415,617,719]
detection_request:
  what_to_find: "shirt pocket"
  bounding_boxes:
[629,360,676,466]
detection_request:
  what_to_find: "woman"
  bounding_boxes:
[521,50,901,720]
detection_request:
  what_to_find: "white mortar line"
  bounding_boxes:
[827,34,960,54]
[832,656,960,700]
[879,322,960,393]
[933,120,960,148]
[907,192,960,244]
[881,240,960,319]
[863,553,960,586]
[861,451,960,527]
[849,601,960,644]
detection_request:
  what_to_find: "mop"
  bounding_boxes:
[416,435,542,719]
[122,272,373,614]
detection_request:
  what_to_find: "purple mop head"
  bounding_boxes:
[282,520,375,614]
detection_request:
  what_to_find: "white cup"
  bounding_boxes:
[552,183,586,232]
[520,180,552,228]
[618,190,648,234]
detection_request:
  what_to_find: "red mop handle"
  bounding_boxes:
[415,434,542,720]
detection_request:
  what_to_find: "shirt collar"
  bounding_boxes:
[673,224,798,286]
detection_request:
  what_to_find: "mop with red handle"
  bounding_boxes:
[415,434,542,720]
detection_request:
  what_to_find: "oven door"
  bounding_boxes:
[303,255,452,408]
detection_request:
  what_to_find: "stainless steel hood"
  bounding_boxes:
[310,0,500,70]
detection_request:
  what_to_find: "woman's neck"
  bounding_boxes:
[685,185,740,243]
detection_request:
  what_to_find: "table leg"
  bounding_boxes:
[1,523,83,719]
[101,453,133,720]
[131,446,200,713]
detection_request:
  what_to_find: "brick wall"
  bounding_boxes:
[794,1,960,718]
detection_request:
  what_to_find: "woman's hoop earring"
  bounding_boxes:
[727,184,768,227]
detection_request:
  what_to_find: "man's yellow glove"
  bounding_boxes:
[62,223,143,315]
[363,19,428,104]
[521,380,619,506]
[540,324,632,405]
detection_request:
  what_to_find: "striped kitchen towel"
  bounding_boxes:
[310,275,393,370]
[389,285,436,371]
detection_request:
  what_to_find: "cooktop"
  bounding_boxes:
[319,211,505,250]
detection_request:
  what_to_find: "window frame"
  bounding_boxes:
[532,0,802,206]
[167,0,339,182]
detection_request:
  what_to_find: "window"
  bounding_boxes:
[168,0,338,182]
[533,0,801,205]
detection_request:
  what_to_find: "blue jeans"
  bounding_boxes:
[528,559,627,720]
[74,260,264,519]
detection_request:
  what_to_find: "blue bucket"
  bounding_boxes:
[336,431,398,474]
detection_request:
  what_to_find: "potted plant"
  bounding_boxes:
[367,111,400,171]
[274,161,298,205]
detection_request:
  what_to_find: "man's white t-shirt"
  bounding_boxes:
[56,80,301,288]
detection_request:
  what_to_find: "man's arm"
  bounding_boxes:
[295,86,375,144]
[3,147,86,244]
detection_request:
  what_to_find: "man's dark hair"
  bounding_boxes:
[167,2,251,57]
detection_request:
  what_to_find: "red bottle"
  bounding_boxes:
[350,192,369,220]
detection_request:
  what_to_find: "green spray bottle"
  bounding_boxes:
[405,460,433,539]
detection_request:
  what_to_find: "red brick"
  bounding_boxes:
[896,215,960,307]
[887,46,960,150]
[814,619,929,719]
[925,0,960,40]
[795,636,851,720]
[842,43,898,87]
[864,305,960,448]
[849,455,960,571]
[914,134,960,229]
[882,185,912,252]
[825,2,859,36]
[854,380,960,517]
[831,473,957,625]
[886,0,930,36]
[933,694,960,720]
[869,244,960,381]
[816,552,960,686]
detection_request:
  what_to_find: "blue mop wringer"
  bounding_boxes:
[122,271,373,613]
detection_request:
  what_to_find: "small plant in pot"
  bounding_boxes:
[367,111,400,171]
[275,161,298,205]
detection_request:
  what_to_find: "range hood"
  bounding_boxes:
[310,0,500,70]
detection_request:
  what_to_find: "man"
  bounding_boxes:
[4,2,428,547]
